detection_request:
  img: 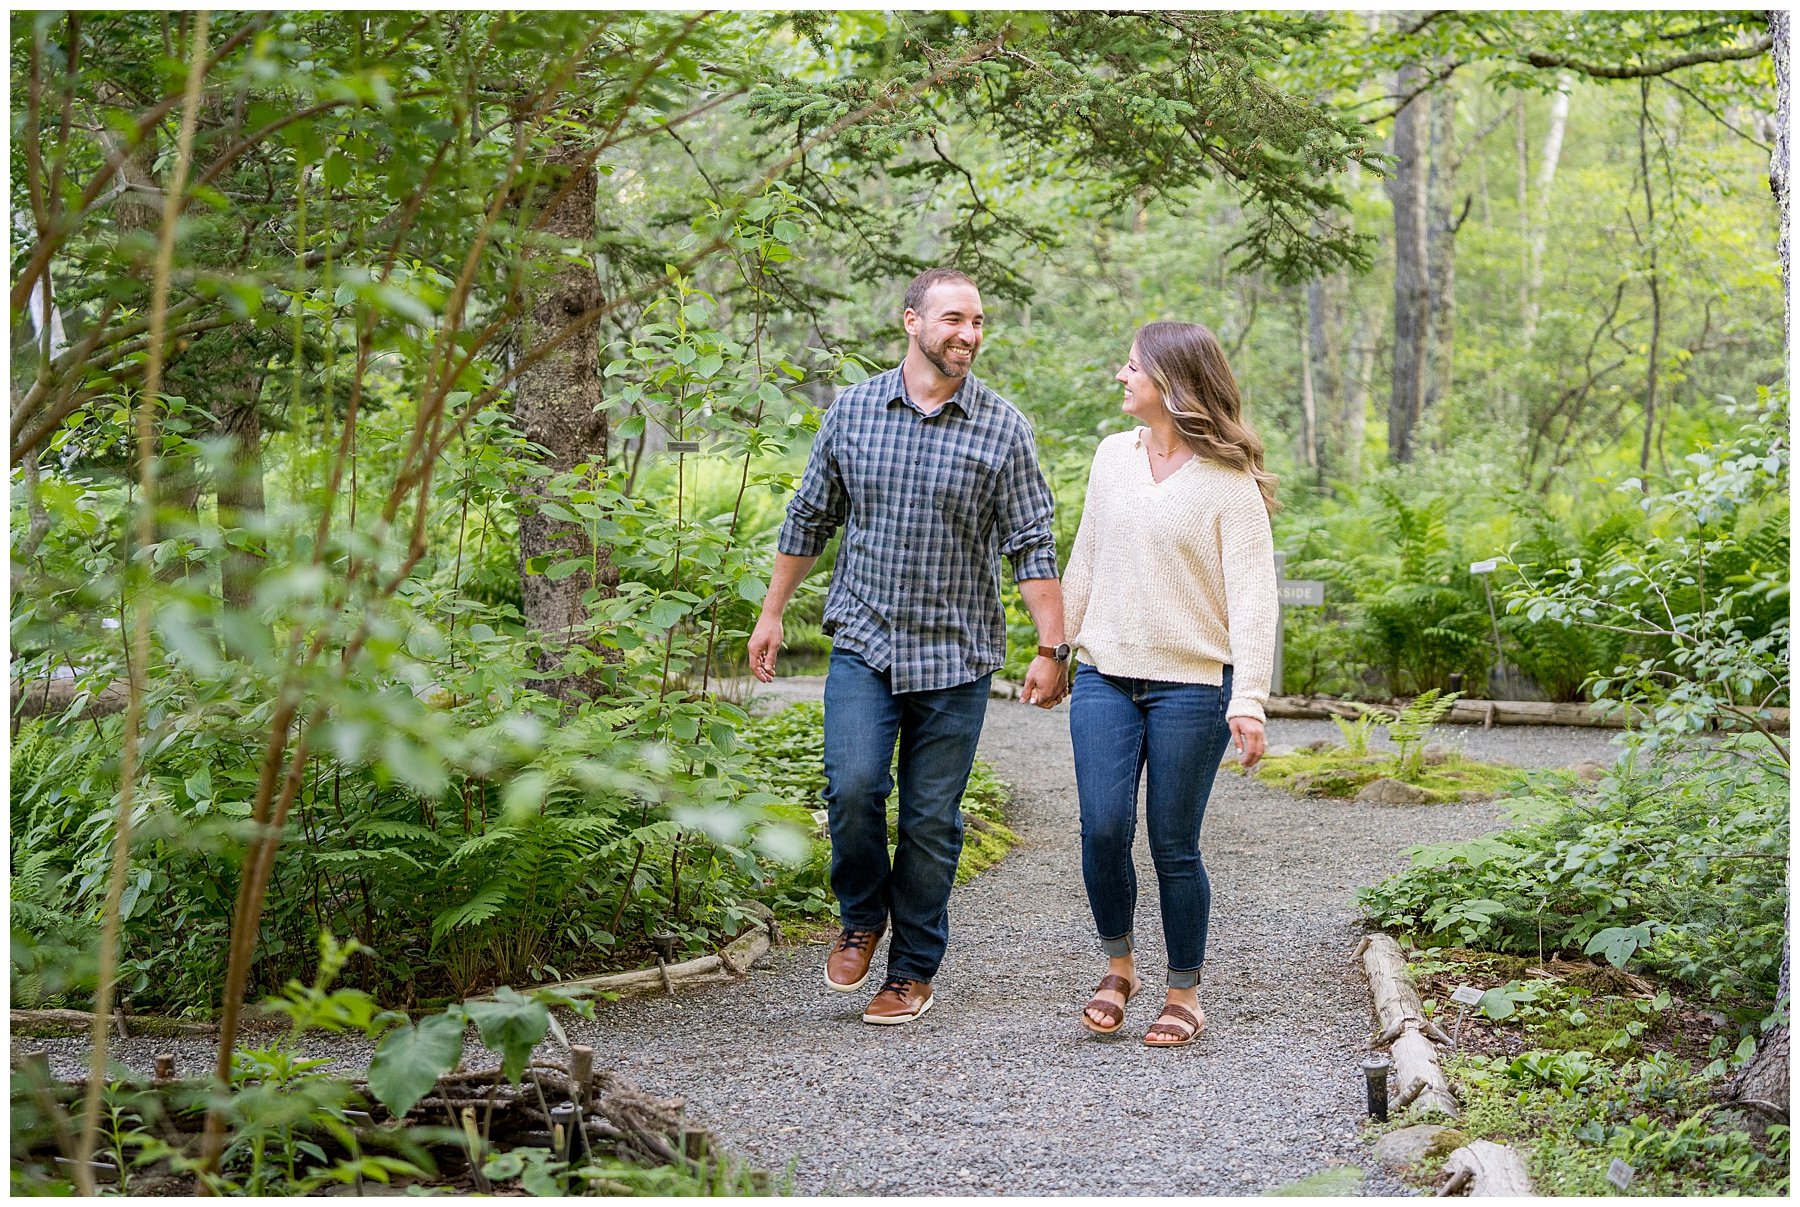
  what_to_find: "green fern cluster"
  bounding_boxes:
[1330,710,1384,756]
[1388,689,1462,781]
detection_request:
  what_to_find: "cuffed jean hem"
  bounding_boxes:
[1099,933,1133,958]
[1167,965,1202,991]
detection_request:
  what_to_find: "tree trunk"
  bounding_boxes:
[1725,943,1790,1121]
[513,143,615,705]
[1297,294,1320,480]
[1521,77,1573,349]
[1385,63,1430,464]
[1342,310,1377,485]
[1424,81,1461,421]
[215,395,265,616]
[1721,9,1789,1127]
[1776,9,1791,331]
[1635,81,1662,474]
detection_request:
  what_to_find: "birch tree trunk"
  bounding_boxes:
[514,142,616,704]
[1521,77,1573,349]
[1297,294,1320,480]
[1635,81,1663,474]
[1385,64,1430,464]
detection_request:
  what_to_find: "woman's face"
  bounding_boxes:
[1115,341,1164,424]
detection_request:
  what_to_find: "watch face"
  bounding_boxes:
[1055,643,1071,662]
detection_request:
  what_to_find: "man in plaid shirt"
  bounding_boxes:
[749,268,1070,1025]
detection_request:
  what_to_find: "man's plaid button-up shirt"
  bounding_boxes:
[776,365,1059,694]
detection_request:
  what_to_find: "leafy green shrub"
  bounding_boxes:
[1449,1048,1788,1196]
[1359,752,1788,1006]
[1502,390,1789,743]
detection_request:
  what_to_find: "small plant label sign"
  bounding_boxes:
[1450,985,1485,1007]
[1607,1158,1635,1190]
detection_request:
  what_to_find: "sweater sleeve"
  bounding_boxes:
[1219,480,1278,722]
[1060,446,1108,650]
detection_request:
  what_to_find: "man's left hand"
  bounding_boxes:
[1020,656,1067,709]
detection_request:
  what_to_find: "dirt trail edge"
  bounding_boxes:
[25,677,1619,1195]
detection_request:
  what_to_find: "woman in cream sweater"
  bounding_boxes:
[1061,321,1279,1046]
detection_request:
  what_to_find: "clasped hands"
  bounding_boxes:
[1019,655,1068,710]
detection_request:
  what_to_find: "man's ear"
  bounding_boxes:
[902,307,919,338]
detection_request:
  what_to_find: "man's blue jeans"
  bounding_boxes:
[822,650,991,983]
[1069,664,1233,989]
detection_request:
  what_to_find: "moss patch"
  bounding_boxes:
[1254,747,1520,803]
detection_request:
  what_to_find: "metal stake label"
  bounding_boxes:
[1450,985,1485,1006]
[1607,1158,1635,1190]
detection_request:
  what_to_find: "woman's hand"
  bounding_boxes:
[1229,716,1266,768]
[1020,655,1068,709]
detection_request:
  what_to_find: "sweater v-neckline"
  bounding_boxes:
[1136,428,1196,486]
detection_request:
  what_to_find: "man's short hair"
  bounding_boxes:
[904,267,978,316]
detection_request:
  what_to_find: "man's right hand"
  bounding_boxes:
[748,612,783,682]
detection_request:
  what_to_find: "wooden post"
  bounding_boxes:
[154,1054,176,1081]
[569,1045,594,1110]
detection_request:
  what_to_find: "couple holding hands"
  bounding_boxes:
[748,268,1278,1047]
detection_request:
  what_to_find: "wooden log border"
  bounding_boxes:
[1438,1138,1534,1196]
[11,915,779,1039]
[1270,695,1788,732]
[1353,933,1459,1120]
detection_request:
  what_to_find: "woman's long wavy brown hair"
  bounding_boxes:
[1133,320,1279,514]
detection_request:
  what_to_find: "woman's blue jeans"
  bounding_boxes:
[822,650,991,983]
[1069,664,1233,990]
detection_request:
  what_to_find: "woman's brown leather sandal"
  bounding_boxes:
[1079,973,1140,1035]
[1143,1002,1204,1047]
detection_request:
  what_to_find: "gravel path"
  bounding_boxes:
[26,680,1621,1195]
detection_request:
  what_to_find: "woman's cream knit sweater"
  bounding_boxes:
[1062,428,1279,722]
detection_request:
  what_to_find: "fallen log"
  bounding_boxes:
[10,675,130,720]
[1437,1140,1533,1196]
[537,921,772,1000]
[9,1006,278,1037]
[1269,695,1788,732]
[1354,934,1458,1120]
[18,923,777,1041]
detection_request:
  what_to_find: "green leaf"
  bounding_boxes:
[647,598,688,629]
[1583,925,1651,969]
[1478,986,1517,1020]
[464,987,549,1084]
[367,1011,465,1118]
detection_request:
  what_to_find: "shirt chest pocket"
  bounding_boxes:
[931,448,1004,531]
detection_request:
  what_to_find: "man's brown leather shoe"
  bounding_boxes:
[824,926,884,992]
[861,976,933,1025]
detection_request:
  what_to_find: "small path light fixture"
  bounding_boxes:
[1361,1052,1392,1121]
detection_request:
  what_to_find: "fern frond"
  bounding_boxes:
[431,882,510,944]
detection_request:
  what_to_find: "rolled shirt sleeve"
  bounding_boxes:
[776,404,847,557]
[995,433,1059,581]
